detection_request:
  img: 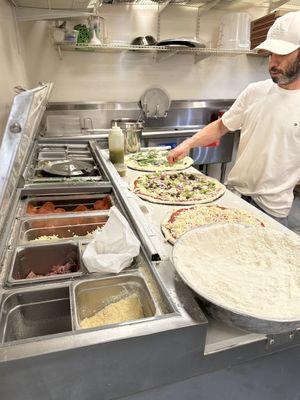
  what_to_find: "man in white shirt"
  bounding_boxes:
[168,11,300,226]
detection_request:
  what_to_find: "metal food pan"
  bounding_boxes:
[37,144,90,152]
[38,151,67,160]
[23,193,113,216]
[0,285,72,344]
[71,274,157,330]
[6,242,84,286]
[35,159,96,173]
[38,151,91,160]
[19,214,109,243]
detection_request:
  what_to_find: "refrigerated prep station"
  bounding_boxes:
[0,83,300,400]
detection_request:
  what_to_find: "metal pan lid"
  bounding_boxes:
[40,159,95,176]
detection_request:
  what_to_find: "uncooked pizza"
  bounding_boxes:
[161,205,265,244]
[125,149,194,172]
[132,172,225,205]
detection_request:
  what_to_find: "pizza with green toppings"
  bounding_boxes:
[125,149,194,172]
[132,172,226,205]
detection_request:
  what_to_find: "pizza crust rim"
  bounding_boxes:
[134,191,225,205]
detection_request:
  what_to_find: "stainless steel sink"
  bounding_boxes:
[0,285,72,343]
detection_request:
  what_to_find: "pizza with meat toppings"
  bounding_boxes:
[161,205,265,244]
[125,149,194,172]
[132,172,225,205]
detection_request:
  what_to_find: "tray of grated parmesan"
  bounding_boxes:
[71,274,157,330]
[172,223,300,334]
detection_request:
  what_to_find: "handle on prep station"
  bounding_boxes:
[206,140,220,147]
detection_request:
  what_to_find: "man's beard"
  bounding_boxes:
[269,55,300,85]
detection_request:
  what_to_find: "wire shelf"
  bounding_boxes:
[101,0,267,7]
[56,42,256,55]
[13,0,272,9]
[13,0,93,9]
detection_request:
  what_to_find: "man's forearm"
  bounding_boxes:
[167,119,230,163]
[185,119,229,150]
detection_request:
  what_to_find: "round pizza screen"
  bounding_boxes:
[161,205,265,244]
[133,172,225,205]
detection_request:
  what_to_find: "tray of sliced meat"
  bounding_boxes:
[5,242,85,286]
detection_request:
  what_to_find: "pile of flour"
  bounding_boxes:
[173,224,300,320]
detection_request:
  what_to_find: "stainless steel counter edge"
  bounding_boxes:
[0,313,201,363]
[45,100,234,111]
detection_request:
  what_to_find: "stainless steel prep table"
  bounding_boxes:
[1,87,300,400]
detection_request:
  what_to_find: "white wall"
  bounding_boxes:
[0,0,29,141]
[19,5,270,103]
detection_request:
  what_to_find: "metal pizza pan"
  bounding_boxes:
[172,223,300,334]
[40,159,95,177]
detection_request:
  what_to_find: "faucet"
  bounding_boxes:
[82,117,94,134]
[140,102,148,119]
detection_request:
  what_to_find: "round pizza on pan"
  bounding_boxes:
[132,172,226,205]
[125,149,194,172]
[161,205,265,244]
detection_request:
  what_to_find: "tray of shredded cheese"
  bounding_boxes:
[71,274,157,330]
[17,214,109,244]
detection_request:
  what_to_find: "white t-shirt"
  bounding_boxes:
[222,79,300,218]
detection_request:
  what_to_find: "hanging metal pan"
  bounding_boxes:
[140,87,171,118]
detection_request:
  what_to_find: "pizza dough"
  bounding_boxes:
[125,149,194,172]
[132,172,225,205]
[173,224,300,321]
[162,205,264,244]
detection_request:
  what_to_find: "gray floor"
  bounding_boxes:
[120,347,300,400]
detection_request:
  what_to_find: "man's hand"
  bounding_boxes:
[167,142,190,164]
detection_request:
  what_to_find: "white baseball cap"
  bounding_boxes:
[255,11,300,55]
